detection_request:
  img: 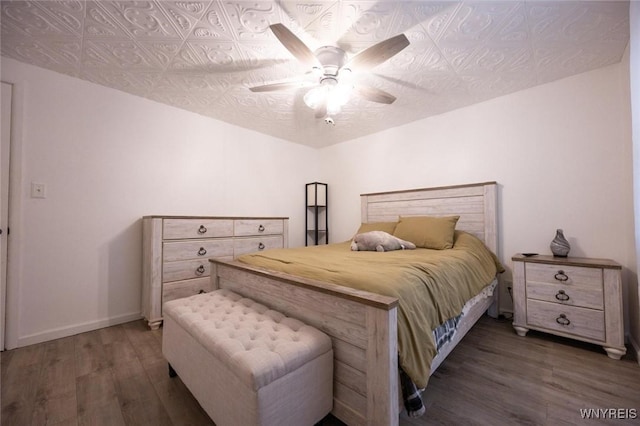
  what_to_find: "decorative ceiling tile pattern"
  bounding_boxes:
[0,1,630,147]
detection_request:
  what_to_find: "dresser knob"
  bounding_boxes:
[555,289,570,301]
[197,247,207,256]
[198,225,207,234]
[556,314,571,326]
[195,265,205,275]
[258,242,265,250]
[258,224,265,232]
[554,270,569,282]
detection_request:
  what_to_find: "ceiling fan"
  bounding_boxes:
[249,23,410,122]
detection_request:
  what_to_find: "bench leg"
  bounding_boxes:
[168,363,177,378]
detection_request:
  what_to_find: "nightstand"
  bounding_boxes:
[512,254,626,360]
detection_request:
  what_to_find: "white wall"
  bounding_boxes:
[1,57,319,348]
[629,0,640,360]
[320,62,636,322]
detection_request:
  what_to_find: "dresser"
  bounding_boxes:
[142,216,288,329]
[512,254,625,359]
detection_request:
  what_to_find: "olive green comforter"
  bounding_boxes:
[237,231,503,388]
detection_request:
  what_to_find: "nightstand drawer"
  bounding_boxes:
[525,263,602,289]
[526,299,605,341]
[526,281,603,310]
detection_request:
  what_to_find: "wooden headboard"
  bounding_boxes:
[360,181,498,254]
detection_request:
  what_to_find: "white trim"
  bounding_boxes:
[16,312,142,347]
[0,81,11,351]
[3,78,25,350]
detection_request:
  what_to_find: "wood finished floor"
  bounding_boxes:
[2,315,639,425]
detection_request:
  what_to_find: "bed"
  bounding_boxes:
[208,181,500,426]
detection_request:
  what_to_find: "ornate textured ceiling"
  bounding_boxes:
[0,1,630,147]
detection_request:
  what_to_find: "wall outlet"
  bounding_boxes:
[505,280,513,293]
[499,279,514,313]
[31,182,46,198]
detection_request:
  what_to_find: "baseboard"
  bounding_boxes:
[15,312,143,348]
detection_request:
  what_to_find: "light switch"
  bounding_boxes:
[31,182,46,198]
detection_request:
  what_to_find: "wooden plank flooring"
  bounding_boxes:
[2,315,638,425]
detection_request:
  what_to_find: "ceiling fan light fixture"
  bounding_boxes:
[328,84,352,115]
[333,81,353,104]
[326,101,341,116]
[304,77,352,116]
[303,83,329,110]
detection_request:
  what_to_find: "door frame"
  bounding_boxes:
[1,79,24,350]
[1,81,11,350]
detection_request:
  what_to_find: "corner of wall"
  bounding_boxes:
[629,0,640,362]
[628,332,640,366]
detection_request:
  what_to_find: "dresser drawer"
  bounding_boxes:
[234,219,283,237]
[526,299,605,342]
[163,239,233,262]
[234,235,283,257]
[526,263,602,289]
[163,219,234,240]
[163,259,211,283]
[162,277,212,307]
[526,281,603,310]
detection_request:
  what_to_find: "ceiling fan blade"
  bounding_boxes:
[269,23,321,69]
[249,80,312,92]
[354,85,397,104]
[344,34,410,72]
[374,73,429,92]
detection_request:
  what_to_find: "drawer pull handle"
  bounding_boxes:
[197,247,207,256]
[195,265,205,275]
[258,242,265,250]
[198,225,207,234]
[556,314,571,326]
[258,224,265,232]
[555,290,570,301]
[554,270,569,282]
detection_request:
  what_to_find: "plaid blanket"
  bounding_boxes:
[434,314,462,351]
[400,313,463,417]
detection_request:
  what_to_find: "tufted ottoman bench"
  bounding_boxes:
[162,289,333,426]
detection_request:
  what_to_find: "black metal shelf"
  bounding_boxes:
[305,182,328,246]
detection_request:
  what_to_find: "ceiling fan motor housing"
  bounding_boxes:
[314,46,348,77]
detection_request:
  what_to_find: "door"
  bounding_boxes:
[1,81,12,350]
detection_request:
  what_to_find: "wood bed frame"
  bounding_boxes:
[209,181,499,426]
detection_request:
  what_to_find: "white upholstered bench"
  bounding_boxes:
[162,289,333,426]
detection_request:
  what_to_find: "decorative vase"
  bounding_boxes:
[550,229,570,257]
